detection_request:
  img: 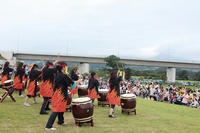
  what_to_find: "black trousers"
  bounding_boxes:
[10,88,16,94]
[40,97,50,113]
[10,88,22,96]
[46,112,64,128]
[111,104,115,109]
[19,90,22,96]
[92,99,95,103]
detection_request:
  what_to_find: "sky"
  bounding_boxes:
[0,0,200,62]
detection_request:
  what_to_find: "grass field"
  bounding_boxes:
[161,84,198,90]
[132,76,200,83]
[1,90,200,133]
[176,80,200,83]
[131,76,200,90]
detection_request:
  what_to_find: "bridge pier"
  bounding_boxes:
[0,51,16,65]
[167,67,176,83]
[78,63,89,74]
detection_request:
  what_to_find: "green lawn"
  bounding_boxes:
[161,84,198,91]
[0,90,200,133]
[176,80,200,83]
[131,76,145,79]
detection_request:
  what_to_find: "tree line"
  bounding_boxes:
[92,55,200,81]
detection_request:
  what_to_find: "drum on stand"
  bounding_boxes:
[4,80,14,87]
[0,80,16,103]
[121,94,136,115]
[98,89,109,107]
[77,85,88,97]
[66,90,72,112]
[71,97,94,127]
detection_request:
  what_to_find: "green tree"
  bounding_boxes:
[125,67,132,80]
[160,73,167,81]
[104,55,125,70]
[68,64,78,73]
[178,70,189,80]
[194,71,200,81]
[92,68,110,79]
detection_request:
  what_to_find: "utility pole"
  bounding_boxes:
[117,40,120,57]
[17,33,20,52]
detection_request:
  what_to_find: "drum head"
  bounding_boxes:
[4,80,13,84]
[72,97,91,103]
[77,85,88,89]
[121,94,136,98]
[68,90,71,94]
[99,89,109,93]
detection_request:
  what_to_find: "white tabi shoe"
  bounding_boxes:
[45,128,56,131]
[24,103,31,107]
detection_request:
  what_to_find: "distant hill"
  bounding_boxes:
[117,53,200,63]
[152,53,200,63]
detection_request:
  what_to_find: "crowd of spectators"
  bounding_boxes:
[119,81,200,108]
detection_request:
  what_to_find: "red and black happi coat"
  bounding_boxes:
[14,68,25,90]
[106,76,122,106]
[1,67,13,86]
[70,70,79,81]
[88,78,100,99]
[40,67,56,98]
[52,72,74,112]
[27,69,41,96]
[68,70,79,94]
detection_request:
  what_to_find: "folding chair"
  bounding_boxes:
[0,80,16,103]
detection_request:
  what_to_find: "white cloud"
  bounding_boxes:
[140,45,160,58]
[0,0,200,61]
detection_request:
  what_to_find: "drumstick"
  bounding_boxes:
[116,62,119,70]
[122,64,125,72]
[56,54,60,62]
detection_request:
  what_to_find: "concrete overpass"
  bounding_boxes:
[1,52,200,82]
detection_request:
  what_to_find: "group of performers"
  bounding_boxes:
[1,61,125,131]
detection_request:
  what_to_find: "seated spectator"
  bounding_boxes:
[134,87,140,96]
[150,87,156,101]
[140,86,148,99]
[158,89,164,102]
[197,90,200,101]
[163,89,169,102]
[190,93,199,108]
[182,91,190,106]
[154,88,159,101]
[174,92,182,105]
[169,90,176,104]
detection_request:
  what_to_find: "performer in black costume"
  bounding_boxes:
[24,64,41,107]
[88,72,100,103]
[40,61,56,114]
[69,67,79,95]
[1,61,13,86]
[14,62,25,96]
[45,62,76,131]
[106,70,125,118]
